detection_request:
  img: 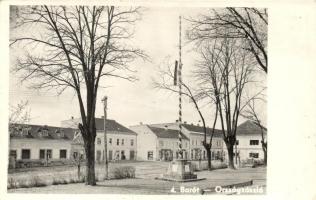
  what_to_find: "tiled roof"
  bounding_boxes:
[147,126,189,140]
[236,120,267,135]
[9,124,76,140]
[94,118,136,135]
[182,124,223,137]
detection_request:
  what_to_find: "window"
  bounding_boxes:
[56,129,65,138]
[39,149,45,159]
[73,152,78,159]
[131,139,134,146]
[42,130,49,137]
[60,130,65,138]
[60,149,67,159]
[121,139,124,145]
[9,150,17,159]
[235,140,239,145]
[22,128,29,136]
[249,153,259,158]
[147,151,153,160]
[21,149,31,159]
[109,138,112,145]
[117,139,119,146]
[159,140,164,147]
[250,140,259,145]
[97,138,101,145]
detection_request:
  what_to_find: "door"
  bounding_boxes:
[46,149,52,159]
[121,151,126,160]
[96,150,101,162]
[109,150,113,160]
[130,150,135,160]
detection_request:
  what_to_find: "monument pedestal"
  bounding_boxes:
[159,159,205,182]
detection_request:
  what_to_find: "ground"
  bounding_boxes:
[8,161,266,195]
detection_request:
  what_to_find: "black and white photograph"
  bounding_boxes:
[1,1,315,199]
[7,5,267,195]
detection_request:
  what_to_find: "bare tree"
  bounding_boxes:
[187,7,268,73]
[193,38,255,169]
[153,58,218,170]
[241,97,267,165]
[9,100,31,125]
[10,6,147,185]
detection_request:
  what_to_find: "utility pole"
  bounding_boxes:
[101,96,108,179]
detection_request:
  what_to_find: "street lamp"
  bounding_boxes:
[101,96,108,179]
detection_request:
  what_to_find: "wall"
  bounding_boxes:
[156,137,190,160]
[94,131,137,161]
[129,125,157,161]
[149,123,225,160]
[235,134,265,160]
[9,138,72,160]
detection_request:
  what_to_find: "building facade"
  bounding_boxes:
[61,117,137,162]
[146,122,225,161]
[234,120,267,162]
[8,124,76,168]
[129,124,189,161]
[132,120,266,164]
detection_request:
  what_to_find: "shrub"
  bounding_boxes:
[212,162,228,169]
[7,178,18,189]
[52,178,60,185]
[112,166,135,179]
[51,178,68,185]
[252,159,264,167]
[191,161,227,171]
[30,176,47,187]
[18,181,32,188]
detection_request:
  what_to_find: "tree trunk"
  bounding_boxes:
[84,139,96,185]
[226,143,235,169]
[206,148,212,171]
[262,142,267,166]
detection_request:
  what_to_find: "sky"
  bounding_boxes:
[9,6,267,128]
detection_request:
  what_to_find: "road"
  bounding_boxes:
[8,161,266,195]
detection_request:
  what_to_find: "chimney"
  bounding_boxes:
[71,116,74,120]
[140,122,143,125]
[175,119,179,123]
[101,116,104,119]
[184,121,187,124]
[164,125,168,129]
